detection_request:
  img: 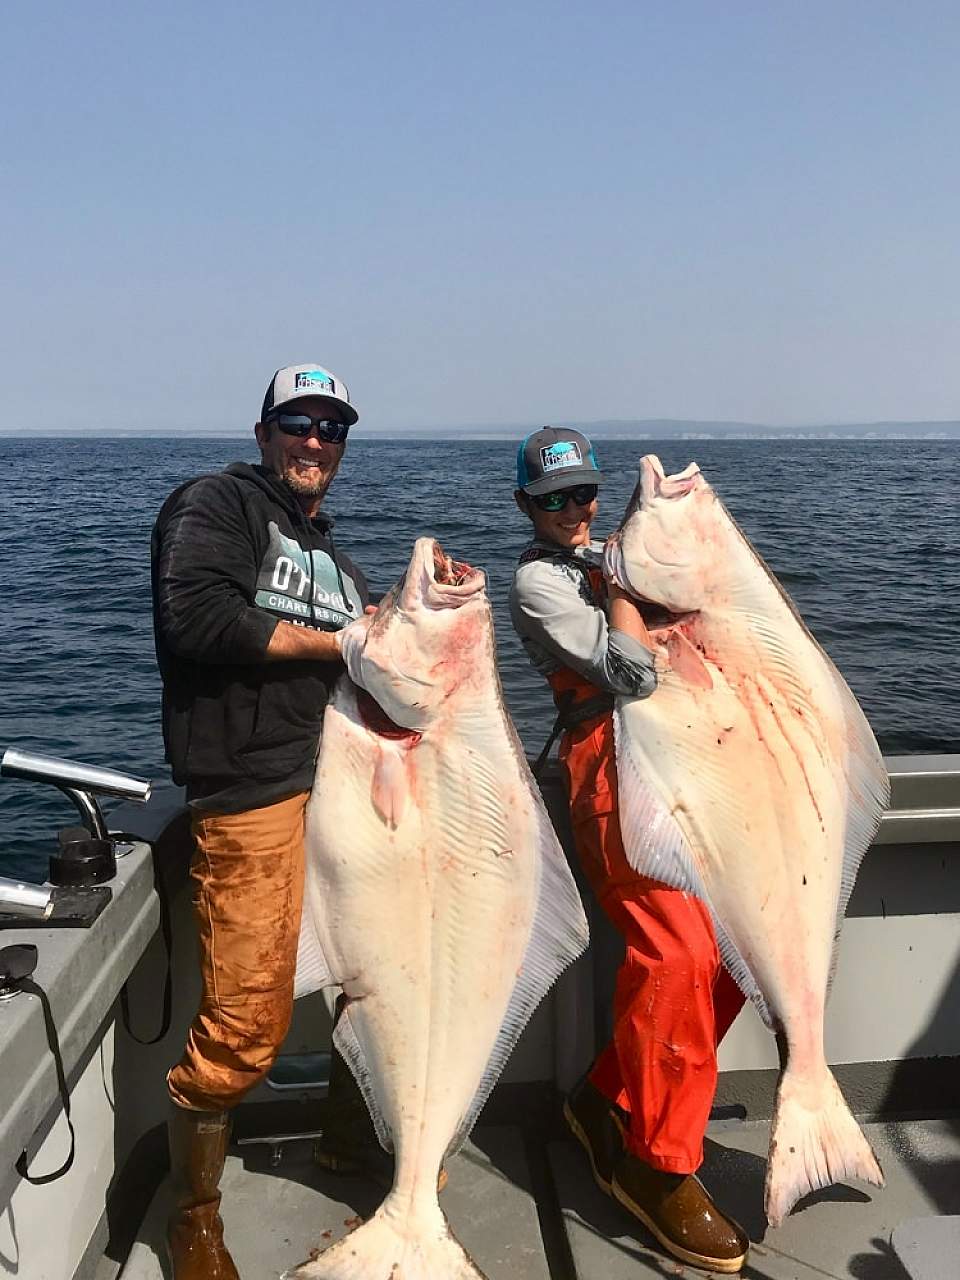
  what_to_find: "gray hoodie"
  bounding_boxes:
[509,538,657,698]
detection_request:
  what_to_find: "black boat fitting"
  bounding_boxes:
[0,943,38,1001]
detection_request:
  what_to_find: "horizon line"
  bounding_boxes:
[3,414,960,440]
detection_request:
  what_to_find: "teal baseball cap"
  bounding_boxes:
[516,427,603,495]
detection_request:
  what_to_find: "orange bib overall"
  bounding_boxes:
[549,663,745,1173]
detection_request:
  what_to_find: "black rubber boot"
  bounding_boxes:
[563,1075,628,1195]
[313,1044,395,1188]
[314,1044,448,1192]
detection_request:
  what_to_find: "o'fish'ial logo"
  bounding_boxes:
[295,370,335,393]
[541,441,582,472]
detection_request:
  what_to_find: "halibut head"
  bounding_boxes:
[605,456,889,1228]
[286,537,589,1279]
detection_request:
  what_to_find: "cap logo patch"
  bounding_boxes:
[540,441,582,472]
[295,370,334,393]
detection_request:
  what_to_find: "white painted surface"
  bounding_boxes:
[718,913,960,1072]
[1,1027,116,1280]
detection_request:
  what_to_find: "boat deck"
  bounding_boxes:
[115,1113,960,1280]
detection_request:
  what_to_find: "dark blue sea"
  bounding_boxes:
[2,437,958,882]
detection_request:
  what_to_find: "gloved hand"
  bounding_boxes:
[336,611,375,681]
[602,530,631,592]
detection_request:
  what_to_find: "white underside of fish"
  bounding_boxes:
[610,486,889,1227]
[285,676,588,1279]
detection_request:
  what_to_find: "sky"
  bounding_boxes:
[2,1,958,433]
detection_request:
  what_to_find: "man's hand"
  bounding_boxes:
[266,620,353,663]
[335,610,378,683]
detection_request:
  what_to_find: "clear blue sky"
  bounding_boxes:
[2,2,958,432]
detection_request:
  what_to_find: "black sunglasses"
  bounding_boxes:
[530,484,599,512]
[268,413,350,443]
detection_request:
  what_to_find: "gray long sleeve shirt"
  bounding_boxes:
[509,538,657,698]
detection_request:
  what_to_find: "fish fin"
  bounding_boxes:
[614,709,706,897]
[332,1007,394,1154]
[665,629,713,690]
[765,1061,883,1227]
[282,1198,487,1279]
[711,915,773,1028]
[831,668,890,936]
[446,781,590,1156]
[614,710,774,1025]
[293,904,336,1000]
[820,666,890,996]
[370,743,407,829]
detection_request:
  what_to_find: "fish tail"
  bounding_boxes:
[282,1196,488,1279]
[765,1062,884,1228]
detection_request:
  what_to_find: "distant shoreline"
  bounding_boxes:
[7,426,960,442]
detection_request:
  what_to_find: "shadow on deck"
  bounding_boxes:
[117,1113,960,1280]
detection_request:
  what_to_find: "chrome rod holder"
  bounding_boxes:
[1,748,152,843]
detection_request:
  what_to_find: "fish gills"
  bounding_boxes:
[607,455,888,1227]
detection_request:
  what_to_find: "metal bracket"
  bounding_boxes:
[236,1129,327,1169]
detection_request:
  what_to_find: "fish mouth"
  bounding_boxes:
[428,540,484,592]
[641,455,702,502]
[399,537,486,610]
[388,539,485,617]
[431,542,476,587]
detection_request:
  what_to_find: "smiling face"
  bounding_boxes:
[515,488,599,549]
[254,395,346,513]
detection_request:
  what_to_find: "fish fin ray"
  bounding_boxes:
[765,1063,883,1227]
[332,1010,394,1154]
[615,710,773,1024]
[614,709,706,896]
[446,779,589,1156]
[831,668,890,937]
[293,904,337,1000]
[712,915,772,1026]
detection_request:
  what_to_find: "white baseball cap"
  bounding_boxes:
[260,364,358,426]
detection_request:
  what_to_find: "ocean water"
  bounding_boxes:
[1,436,958,882]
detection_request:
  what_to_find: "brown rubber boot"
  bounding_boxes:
[562,1076,627,1195]
[166,1105,240,1280]
[612,1153,749,1275]
[314,1046,447,1192]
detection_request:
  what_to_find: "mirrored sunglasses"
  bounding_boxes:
[530,484,599,512]
[269,414,350,443]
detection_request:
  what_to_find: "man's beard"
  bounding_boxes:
[282,462,336,499]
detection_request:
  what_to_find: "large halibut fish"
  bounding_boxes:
[604,456,889,1227]
[286,538,589,1280]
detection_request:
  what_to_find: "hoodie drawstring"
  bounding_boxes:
[303,512,354,628]
[326,525,353,619]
